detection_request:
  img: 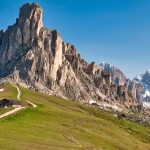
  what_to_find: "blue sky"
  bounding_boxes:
[0,0,150,79]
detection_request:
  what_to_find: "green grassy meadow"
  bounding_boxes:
[0,84,150,150]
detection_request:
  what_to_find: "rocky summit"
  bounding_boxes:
[0,3,139,111]
[100,62,150,108]
[134,71,150,103]
[99,62,137,102]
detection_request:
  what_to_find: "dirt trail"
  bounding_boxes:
[0,82,37,119]
[26,100,37,108]
[0,107,25,119]
[10,82,37,107]
[11,83,21,100]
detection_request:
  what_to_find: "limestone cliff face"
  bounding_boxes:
[100,63,126,86]
[143,71,150,85]
[100,63,137,100]
[0,30,4,46]
[0,3,62,87]
[0,3,138,108]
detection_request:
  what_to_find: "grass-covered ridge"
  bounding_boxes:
[0,84,150,150]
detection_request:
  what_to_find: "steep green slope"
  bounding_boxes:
[0,84,150,150]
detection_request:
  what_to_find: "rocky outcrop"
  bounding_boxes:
[124,79,137,98]
[100,62,137,98]
[0,3,138,109]
[143,71,150,85]
[0,3,62,85]
[0,3,43,77]
[100,62,126,86]
[100,62,150,105]
[134,71,150,103]
[0,30,4,46]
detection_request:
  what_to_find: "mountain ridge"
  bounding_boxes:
[0,3,142,112]
[100,62,150,107]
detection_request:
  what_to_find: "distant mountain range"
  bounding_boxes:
[133,71,150,101]
[100,62,150,108]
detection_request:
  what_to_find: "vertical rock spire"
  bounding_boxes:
[18,3,43,44]
[0,30,4,46]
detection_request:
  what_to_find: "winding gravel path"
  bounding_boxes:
[26,100,37,108]
[12,83,37,107]
[11,83,21,100]
[0,107,25,119]
[0,82,37,119]
[10,82,37,107]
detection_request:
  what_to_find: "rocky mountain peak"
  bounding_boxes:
[0,3,139,111]
[99,62,126,86]
[133,74,143,83]
[143,70,150,85]
[0,30,4,46]
[19,3,42,21]
[17,3,43,37]
[133,70,150,103]
[146,70,150,74]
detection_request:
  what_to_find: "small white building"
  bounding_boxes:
[0,89,4,92]
[89,100,98,105]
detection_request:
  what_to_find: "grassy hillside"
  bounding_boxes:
[0,84,150,150]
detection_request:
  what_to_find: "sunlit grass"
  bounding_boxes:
[0,84,149,149]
